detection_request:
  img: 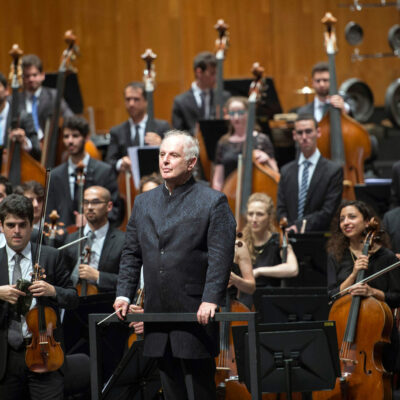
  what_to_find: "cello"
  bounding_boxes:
[1,44,46,187]
[317,12,371,200]
[223,63,280,227]
[313,218,393,400]
[25,169,64,373]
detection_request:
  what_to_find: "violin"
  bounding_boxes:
[75,245,98,297]
[313,218,393,400]
[43,209,64,248]
[127,287,145,348]
[25,169,64,373]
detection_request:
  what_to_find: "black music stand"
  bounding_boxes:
[232,322,340,399]
[354,180,391,218]
[289,232,330,287]
[198,119,229,163]
[253,287,329,324]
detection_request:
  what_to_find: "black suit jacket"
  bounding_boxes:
[116,177,236,358]
[0,244,78,380]
[105,118,170,171]
[390,161,400,209]
[47,157,123,228]
[63,227,125,292]
[277,155,343,232]
[171,88,230,135]
[297,101,315,117]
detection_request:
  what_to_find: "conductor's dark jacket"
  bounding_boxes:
[116,177,236,359]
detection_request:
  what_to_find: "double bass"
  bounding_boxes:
[313,218,393,400]
[317,12,371,200]
[223,63,280,227]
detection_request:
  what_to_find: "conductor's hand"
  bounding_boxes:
[0,284,26,304]
[197,302,217,325]
[113,298,129,321]
[128,304,144,334]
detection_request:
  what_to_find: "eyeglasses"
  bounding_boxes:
[295,128,314,135]
[228,110,246,117]
[83,200,107,207]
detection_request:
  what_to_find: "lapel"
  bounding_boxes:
[290,161,299,204]
[188,89,201,117]
[306,156,324,201]
[0,248,9,285]
[37,88,50,120]
[85,157,95,187]
[98,227,113,269]
[60,162,73,203]
[123,121,132,147]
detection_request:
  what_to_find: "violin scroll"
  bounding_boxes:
[235,231,243,247]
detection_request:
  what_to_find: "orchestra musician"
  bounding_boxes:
[327,200,400,372]
[114,130,236,399]
[297,61,349,122]
[277,113,343,233]
[0,72,41,161]
[171,51,230,135]
[63,185,125,292]
[212,96,278,191]
[20,54,74,142]
[14,181,44,230]
[105,81,170,174]
[47,115,123,228]
[0,194,78,399]
[237,193,298,308]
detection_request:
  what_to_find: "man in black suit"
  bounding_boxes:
[277,114,343,232]
[297,62,349,122]
[114,130,236,399]
[106,81,170,173]
[47,115,123,228]
[171,51,230,135]
[21,54,74,141]
[63,185,124,292]
[0,72,41,161]
[0,194,78,399]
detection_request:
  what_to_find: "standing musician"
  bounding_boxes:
[63,185,125,292]
[47,115,123,228]
[114,130,236,399]
[0,71,41,161]
[277,113,343,233]
[327,200,400,372]
[20,54,73,141]
[237,193,298,308]
[297,61,349,122]
[0,194,78,399]
[171,51,230,135]
[105,81,170,173]
[212,96,278,191]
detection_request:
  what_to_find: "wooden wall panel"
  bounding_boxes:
[0,0,399,132]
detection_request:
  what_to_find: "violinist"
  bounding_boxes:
[239,193,298,308]
[277,113,343,232]
[20,54,73,141]
[63,185,125,292]
[105,81,170,174]
[47,115,123,228]
[171,51,230,135]
[297,62,349,122]
[212,96,278,191]
[0,194,78,399]
[0,72,41,160]
[327,200,400,372]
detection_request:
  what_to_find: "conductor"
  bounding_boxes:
[114,130,236,399]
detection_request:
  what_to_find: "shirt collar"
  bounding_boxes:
[298,148,320,166]
[68,153,90,173]
[30,87,42,99]
[129,114,148,129]
[0,101,9,119]
[84,221,109,239]
[5,242,32,264]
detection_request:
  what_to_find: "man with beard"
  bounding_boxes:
[297,62,349,122]
[47,116,122,228]
[63,185,125,292]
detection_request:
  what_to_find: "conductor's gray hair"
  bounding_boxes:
[162,130,199,161]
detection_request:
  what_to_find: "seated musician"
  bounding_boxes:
[327,200,400,372]
[277,113,343,233]
[238,193,298,309]
[21,54,73,142]
[105,81,170,174]
[0,194,78,399]
[63,185,125,293]
[0,71,41,160]
[212,96,278,191]
[47,115,123,228]
[171,51,231,135]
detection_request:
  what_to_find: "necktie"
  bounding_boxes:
[31,95,40,133]
[132,125,140,147]
[200,91,207,118]
[298,160,311,220]
[8,253,24,350]
[71,230,96,285]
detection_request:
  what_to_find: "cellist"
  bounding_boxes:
[0,194,78,399]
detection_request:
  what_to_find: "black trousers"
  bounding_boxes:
[0,347,64,400]
[157,341,216,400]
